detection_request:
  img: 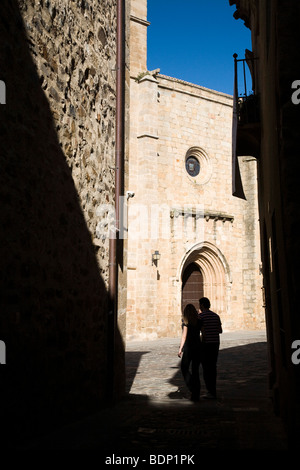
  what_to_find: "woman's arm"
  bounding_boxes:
[178,325,187,357]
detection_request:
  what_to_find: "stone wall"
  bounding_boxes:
[239,155,263,328]
[20,0,118,273]
[0,0,125,444]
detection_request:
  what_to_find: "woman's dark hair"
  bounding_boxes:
[183,303,198,326]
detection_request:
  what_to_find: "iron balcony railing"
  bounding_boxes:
[233,52,260,125]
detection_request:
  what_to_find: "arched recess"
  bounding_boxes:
[178,242,231,320]
[181,262,204,312]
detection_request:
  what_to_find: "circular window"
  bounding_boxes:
[185,156,200,177]
[184,147,212,185]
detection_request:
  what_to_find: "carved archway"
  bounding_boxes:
[178,242,231,321]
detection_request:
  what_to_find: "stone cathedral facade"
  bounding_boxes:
[126,0,265,340]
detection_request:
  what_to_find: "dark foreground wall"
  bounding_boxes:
[0,0,124,445]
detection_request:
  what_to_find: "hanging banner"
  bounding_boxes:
[232,55,246,200]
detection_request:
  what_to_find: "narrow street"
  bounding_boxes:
[22,331,288,455]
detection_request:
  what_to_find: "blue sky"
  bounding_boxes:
[147,0,252,96]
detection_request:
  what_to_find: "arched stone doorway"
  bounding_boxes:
[179,242,231,322]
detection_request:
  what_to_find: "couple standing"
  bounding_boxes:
[178,297,222,402]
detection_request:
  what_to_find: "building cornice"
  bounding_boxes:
[170,208,234,223]
[157,74,233,107]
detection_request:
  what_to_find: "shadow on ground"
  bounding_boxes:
[125,351,150,394]
[168,342,270,400]
[18,340,289,454]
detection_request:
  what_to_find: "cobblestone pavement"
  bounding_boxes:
[21,331,289,457]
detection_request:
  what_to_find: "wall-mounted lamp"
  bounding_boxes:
[126,191,135,200]
[152,250,161,266]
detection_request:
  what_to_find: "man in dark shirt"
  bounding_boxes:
[198,297,222,399]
